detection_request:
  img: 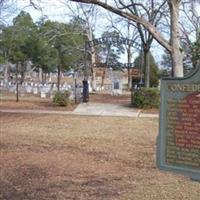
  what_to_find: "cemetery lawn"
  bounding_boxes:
[0,113,199,200]
[0,91,76,111]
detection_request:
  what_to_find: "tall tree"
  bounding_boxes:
[126,0,168,88]
[58,0,99,91]
[161,49,172,76]
[99,30,125,65]
[134,51,159,87]
[97,30,125,87]
[11,11,36,83]
[179,0,200,69]
[0,25,13,85]
[106,15,139,89]
[38,19,85,90]
[0,11,37,101]
[31,32,59,83]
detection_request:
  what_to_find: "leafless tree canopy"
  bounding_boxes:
[0,0,18,25]
[69,0,185,77]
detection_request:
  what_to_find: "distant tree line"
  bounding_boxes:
[0,11,87,88]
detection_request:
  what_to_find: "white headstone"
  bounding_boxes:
[38,84,43,92]
[50,92,54,99]
[40,92,46,98]
[33,87,38,94]
[52,84,57,91]
[26,85,32,93]
[88,80,92,92]
[45,86,50,93]
[20,85,26,96]
[9,85,16,92]
[69,94,74,100]
[0,80,3,87]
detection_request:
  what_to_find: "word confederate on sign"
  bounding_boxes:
[157,66,200,181]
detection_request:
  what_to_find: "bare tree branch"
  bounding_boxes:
[70,0,172,52]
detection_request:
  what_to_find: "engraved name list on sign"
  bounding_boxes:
[157,67,200,180]
[166,94,200,168]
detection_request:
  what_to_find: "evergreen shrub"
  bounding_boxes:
[132,88,159,109]
[53,91,70,106]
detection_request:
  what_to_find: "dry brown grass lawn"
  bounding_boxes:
[0,91,76,111]
[0,113,199,200]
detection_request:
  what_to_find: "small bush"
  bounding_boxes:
[53,91,70,106]
[132,88,159,109]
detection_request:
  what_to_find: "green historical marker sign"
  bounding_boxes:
[157,65,200,181]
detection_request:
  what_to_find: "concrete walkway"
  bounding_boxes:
[73,103,158,118]
[0,103,159,118]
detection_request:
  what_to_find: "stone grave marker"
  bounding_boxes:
[33,84,38,95]
[20,83,26,97]
[9,84,16,92]
[157,65,200,181]
[40,85,47,98]
[111,71,123,95]
[49,73,52,82]
[0,80,4,87]
[44,84,50,94]
[96,86,100,91]
[88,80,92,93]
[40,90,46,98]
[26,84,32,93]
[38,84,43,93]
[50,91,54,99]
[52,84,57,92]
[68,84,72,90]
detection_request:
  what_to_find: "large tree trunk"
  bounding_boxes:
[57,64,61,91]
[39,68,43,82]
[20,62,25,84]
[127,44,132,90]
[87,27,97,91]
[16,62,19,102]
[4,62,9,87]
[101,68,106,88]
[169,0,183,77]
[91,44,97,91]
[144,49,150,88]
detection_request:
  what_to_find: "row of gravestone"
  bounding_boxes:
[95,83,123,95]
[1,79,123,97]
[0,80,82,100]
